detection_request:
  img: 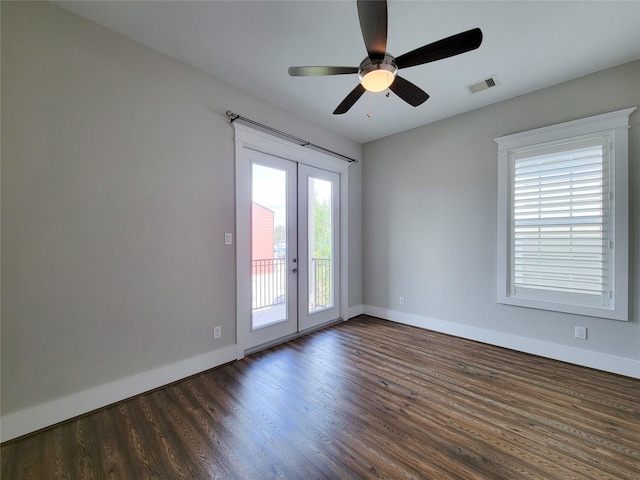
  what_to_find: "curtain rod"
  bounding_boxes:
[226,110,357,164]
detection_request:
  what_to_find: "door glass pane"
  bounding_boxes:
[308,177,334,313]
[251,163,287,330]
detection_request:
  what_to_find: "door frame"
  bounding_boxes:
[233,122,350,359]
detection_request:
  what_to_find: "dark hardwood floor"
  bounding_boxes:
[2,315,639,479]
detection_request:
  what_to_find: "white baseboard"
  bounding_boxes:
[1,345,237,443]
[362,305,640,380]
[4,310,637,442]
[346,305,364,320]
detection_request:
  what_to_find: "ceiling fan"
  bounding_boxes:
[288,0,483,115]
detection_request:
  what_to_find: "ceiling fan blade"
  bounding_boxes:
[389,75,430,107]
[357,0,388,60]
[333,84,366,115]
[395,28,483,69]
[288,66,359,76]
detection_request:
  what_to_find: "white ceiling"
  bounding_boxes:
[54,1,640,143]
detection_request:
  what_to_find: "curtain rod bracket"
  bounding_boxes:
[226,110,240,123]
[225,110,357,163]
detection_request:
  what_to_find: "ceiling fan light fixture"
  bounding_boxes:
[358,54,397,92]
[361,69,395,92]
[288,1,483,114]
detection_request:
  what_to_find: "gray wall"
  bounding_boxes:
[1,1,362,415]
[363,60,639,362]
[2,0,636,426]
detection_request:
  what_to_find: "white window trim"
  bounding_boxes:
[495,108,635,321]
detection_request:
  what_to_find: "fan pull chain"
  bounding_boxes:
[366,92,371,118]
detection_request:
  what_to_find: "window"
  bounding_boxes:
[495,108,635,321]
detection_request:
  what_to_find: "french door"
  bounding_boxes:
[237,149,341,354]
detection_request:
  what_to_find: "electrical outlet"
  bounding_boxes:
[214,326,221,339]
[575,326,587,340]
[399,296,405,306]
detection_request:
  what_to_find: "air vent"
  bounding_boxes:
[466,75,500,94]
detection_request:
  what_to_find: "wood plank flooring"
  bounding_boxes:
[2,315,639,479]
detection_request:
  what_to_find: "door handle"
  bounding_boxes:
[291,268,298,273]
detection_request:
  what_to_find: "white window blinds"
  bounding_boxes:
[511,136,610,306]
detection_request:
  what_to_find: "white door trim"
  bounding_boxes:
[232,122,350,359]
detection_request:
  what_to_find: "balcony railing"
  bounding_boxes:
[252,258,286,310]
[311,258,332,309]
[251,258,332,311]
